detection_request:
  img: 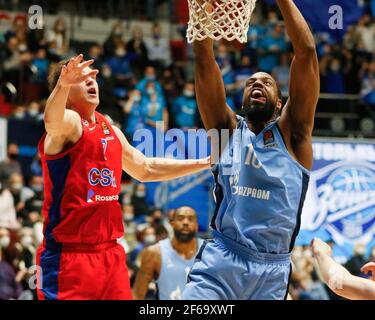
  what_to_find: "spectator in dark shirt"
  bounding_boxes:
[0,144,22,186]
[126,26,149,77]
[344,243,368,277]
[0,228,22,300]
[131,183,149,222]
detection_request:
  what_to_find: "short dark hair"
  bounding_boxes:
[48,58,70,92]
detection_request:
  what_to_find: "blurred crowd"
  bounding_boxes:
[1,8,375,130]
[0,5,375,300]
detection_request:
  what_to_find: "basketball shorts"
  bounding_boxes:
[36,240,132,300]
[182,230,292,300]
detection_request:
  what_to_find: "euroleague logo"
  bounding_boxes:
[308,161,375,243]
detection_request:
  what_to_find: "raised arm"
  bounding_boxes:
[113,127,210,182]
[132,245,161,300]
[192,2,237,131]
[312,238,375,300]
[277,0,320,169]
[44,55,99,155]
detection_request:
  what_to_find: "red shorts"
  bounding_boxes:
[36,241,132,300]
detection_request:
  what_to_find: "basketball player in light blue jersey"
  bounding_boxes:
[182,0,319,300]
[133,207,203,300]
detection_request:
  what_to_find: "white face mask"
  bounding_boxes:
[135,191,146,198]
[183,90,194,98]
[14,112,25,119]
[29,109,39,117]
[11,183,23,191]
[21,236,33,248]
[133,95,141,102]
[32,184,43,193]
[0,236,10,249]
[102,69,112,78]
[124,214,134,222]
[115,49,126,57]
[144,235,156,245]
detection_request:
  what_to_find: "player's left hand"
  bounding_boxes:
[311,238,332,257]
[361,262,375,281]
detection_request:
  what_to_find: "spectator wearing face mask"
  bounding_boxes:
[131,183,150,222]
[148,208,170,241]
[16,228,36,271]
[233,55,254,108]
[24,176,43,227]
[215,44,236,109]
[258,23,287,74]
[0,228,22,300]
[8,173,34,223]
[0,181,20,230]
[0,143,22,185]
[123,89,146,140]
[144,23,172,68]
[159,68,183,110]
[122,204,138,252]
[130,225,157,265]
[25,101,43,121]
[105,43,133,82]
[272,52,291,96]
[31,48,49,84]
[46,18,69,57]
[3,36,21,84]
[97,65,118,117]
[126,26,149,77]
[103,22,124,59]
[321,57,346,94]
[142,81,169,131]
[136,66,164,96]
[87,44,104,69]
[171,82,197,129]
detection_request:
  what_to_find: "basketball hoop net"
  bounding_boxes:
[186,0,257,43]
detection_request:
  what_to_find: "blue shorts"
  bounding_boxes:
[182,231,292,300]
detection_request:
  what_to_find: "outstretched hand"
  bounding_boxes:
[59,54,99,88]
[311,238,332,257]
[361,262,375,281]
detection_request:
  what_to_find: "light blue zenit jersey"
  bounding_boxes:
[157,238,204,300]
[211,115,310,254]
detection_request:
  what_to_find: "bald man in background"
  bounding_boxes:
[133,207,203,300]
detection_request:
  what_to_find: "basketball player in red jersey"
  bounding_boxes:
[36,55,210,300]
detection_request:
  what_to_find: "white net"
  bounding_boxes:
[186,0,257,43]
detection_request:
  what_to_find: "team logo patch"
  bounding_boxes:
[304,161,375,245]
[102,122,110,135]
[263,130,275,147]
[87,189,95,202]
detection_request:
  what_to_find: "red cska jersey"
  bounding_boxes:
[38,111,124,245]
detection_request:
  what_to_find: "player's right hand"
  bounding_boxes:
[311,238,332,257]
[361,262,375,281]
[58,54,99,88]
